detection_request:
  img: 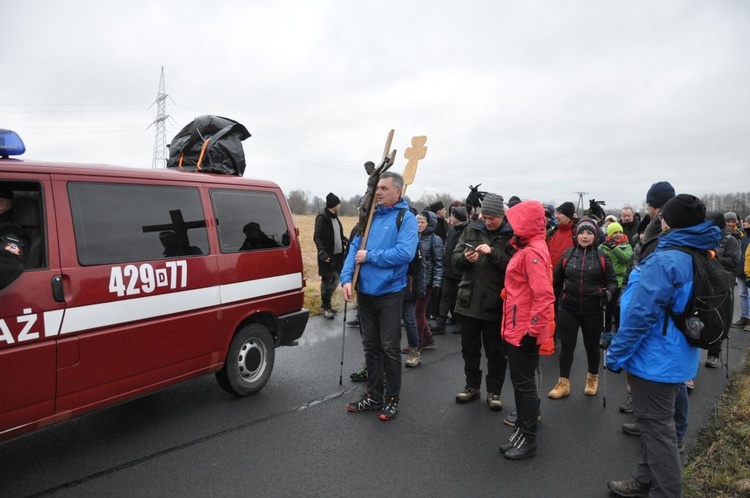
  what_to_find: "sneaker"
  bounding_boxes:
[420,334,435,349]
[731,317,750,327]
[405,349,421,368]
[379,395,399,421]
[486,392,503,411]
[503,409,542,427]
[455,387,481,403]
[401,345,411,355]
[323,309,334,320]
[619,394,633,413]
[621,422,640,436]
[599,331,613,349]
[705,356,720,368]
[349,366,367,382]
[607,477,651,498]
[346,391,383,413]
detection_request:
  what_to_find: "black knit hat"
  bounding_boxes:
[646,181,675,208]
[428,201,445,212]
[326,192,341,209]
[507,196,521,208]
[660,194,706,229]
[575,218,599,237]
[450,206,468,222]
[556,201,575,220]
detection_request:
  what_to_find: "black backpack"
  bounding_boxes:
[663,247,734,349]
[167,115,251,176]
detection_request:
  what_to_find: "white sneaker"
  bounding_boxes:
[405,349,421,368]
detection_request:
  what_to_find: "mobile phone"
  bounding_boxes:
[465,243,476,251]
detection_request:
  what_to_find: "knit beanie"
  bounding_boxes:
[481,193,505,217]
[556,201,575,220]
[709,212,726,230]
[576,218,599,236]
[606,222,624,237]
[646,181,675,208]
[507,196,522,208]
[326,192,341,209]
[660,194,706,229]
[451,206,468,222]
[724,211,738,222]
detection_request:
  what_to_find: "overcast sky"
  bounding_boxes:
[3,0,749,211]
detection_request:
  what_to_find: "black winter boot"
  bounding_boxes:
[503,433,537,460]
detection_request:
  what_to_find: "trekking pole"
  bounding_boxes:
[339,301,348,385]
[602,303,607,408]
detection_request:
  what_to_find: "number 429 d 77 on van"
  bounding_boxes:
[0,129,308,442]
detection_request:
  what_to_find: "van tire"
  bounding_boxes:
[216,323,275,396]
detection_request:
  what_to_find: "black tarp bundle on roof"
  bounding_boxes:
[167,115,251,176]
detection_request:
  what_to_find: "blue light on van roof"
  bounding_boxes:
[0,129,26,158]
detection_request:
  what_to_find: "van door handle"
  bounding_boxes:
[51,275,65,302]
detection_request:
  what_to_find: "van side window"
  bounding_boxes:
[69,183,209,265]
[211,189,290,253]
[1,181,46,271]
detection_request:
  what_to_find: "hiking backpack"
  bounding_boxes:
[396,208,423,276]
[663,247,734,349]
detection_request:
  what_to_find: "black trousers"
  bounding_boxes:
[507,341,540,440]
[458,315,507,394]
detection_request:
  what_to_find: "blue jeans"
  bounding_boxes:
[738,276,750,319]
[674,383,688,442]
[402,299,419,349]
[357,291,403,399]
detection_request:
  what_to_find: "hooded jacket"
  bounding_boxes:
[546,220,574,268]
[502,201,555,347]
[607,220,722,383]
[554,243,618,315]
[452,216,514,322]
[340,198,419,296]
[420,210,444,288]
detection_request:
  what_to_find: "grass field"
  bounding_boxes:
[294,213,358,316]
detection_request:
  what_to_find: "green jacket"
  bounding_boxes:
[600,242,633,287]
[451,220,515,322]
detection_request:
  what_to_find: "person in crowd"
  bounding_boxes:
[427,201,449,319]
[402,207,426,368]
[548,218,617,399]
[433,205,469,335]
[499,200,555,460]
[732,215,750,330]
[619,206,640,248]
[704,212,741,368]
[240,222,279,250]
[452,193,513,410]
[507,196,522,209]
[414,211,443,349]
[606,194,720,498]
[313,192,347,319]
[0,187,28,291]
[341,172,418,421]
[599,221,633,347]
[547,201,577,269]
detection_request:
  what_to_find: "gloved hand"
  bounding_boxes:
[520,333,538,353]
[318,250,330,263]
[604,239,616,250]
[600,289,612,306]
[605,362,622,374]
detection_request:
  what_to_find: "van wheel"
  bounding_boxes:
[216,323,275,396]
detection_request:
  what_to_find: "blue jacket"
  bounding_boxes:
[340,198,419,296]
[607,220,721,383]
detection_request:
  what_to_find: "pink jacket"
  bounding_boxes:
[502,201,556,347]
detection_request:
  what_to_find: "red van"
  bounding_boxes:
[0,130,308,442]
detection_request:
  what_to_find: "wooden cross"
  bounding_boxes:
[402,136,427,195]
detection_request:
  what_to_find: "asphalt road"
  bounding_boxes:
[1,297,748,498]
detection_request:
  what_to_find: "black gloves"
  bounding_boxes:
[600,289,612,306]
[520,333,538,353]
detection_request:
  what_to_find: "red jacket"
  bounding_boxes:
[547,220,574,268]
[502,201,556,347]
